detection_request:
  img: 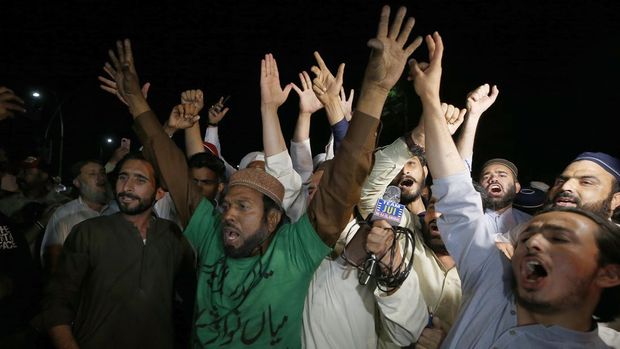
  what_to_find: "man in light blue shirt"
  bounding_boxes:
[408,31,620,348]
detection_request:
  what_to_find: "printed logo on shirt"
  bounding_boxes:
[0,224,18,250]
[196,256,288,346]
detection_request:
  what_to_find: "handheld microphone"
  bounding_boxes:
[371,185,405,226]
[359,186,406,285]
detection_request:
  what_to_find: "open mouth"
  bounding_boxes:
[399,177,414,188]
[488,184,502,194]
[222,227,240,244]
[521,258,549,288]
[554,196,577,207]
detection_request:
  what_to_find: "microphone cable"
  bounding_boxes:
[341,218,416,292]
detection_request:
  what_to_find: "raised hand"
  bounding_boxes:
[291,71,323,115]
[102,39,149,116]
[339,87,354,121]
[310,51,345,106]
[408,32,444,101]
[466,83,499,116]
[181,89,204,113]
[260,53,292,109]
[364,6,423,92]
[441,103,466,135]
[98,65,150,107]
[165,103,200,131]
[0,87,26,121]
[207,96,230,125]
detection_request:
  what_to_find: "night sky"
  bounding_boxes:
[2,0,619,186]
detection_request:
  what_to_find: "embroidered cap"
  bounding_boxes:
[229,168,284,208]
[573,152,620,183]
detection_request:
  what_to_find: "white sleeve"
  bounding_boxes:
[324,134,335,160]
[203,126,222,156]
[290,139,313,182]
[265,150,306,222]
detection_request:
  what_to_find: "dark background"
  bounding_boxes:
[1,0,619,186]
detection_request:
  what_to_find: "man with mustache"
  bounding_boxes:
[102,4,418,347]
[39,160,118,274]
[546,152,620,220]
[454,83,531,233]
[358,103,467,333]
[412,31,620,348]
[34,153,196,349]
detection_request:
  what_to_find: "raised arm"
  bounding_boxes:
[410,34,497,280]
[455,83,499,164]
[409,33,465,178]
[202,96,230,156]
[0,87,26,120]
[100,39,202,226]
[179,89,208,157]
[311,51,346,127]
[259,54,308,220]
[291,71,324,143]
[98,66,150,107]
[260,53,293,156]
[291,71,323,181]
[308,6,423,246]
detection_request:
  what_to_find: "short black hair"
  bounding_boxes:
[262,193,284,230]
[188,152,226,182]
[114,152,160,188]
[70,159,103,181]
[535,206,620,322]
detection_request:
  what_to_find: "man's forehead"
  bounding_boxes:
[525,210,598,234]
[120,159,154,177]
[191,166,217,178]
[565,160,615,181]
[405,156,423,166]
[482,163,512,175]
[225,185,263,200]
[81,162,103,172]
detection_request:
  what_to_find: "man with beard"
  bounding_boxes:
[102,4,419,346]
[477,158,531,232]
[358,106,465,337]
[452,83,531,233]
[33,153,195,349]
[498,152,620,260]
[412,32,620,348]
[39,160,118,274]
[546,152,620,220]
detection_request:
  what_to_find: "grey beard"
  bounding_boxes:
[81,185,113,205]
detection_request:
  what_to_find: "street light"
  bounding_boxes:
[100,136,116,159]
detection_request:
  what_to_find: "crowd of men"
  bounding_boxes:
[1,5,620,349]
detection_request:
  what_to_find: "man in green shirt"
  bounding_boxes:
[103,5,423,347]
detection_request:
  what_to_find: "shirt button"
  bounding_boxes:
[510,310,516,315]
[509,330,516,335]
